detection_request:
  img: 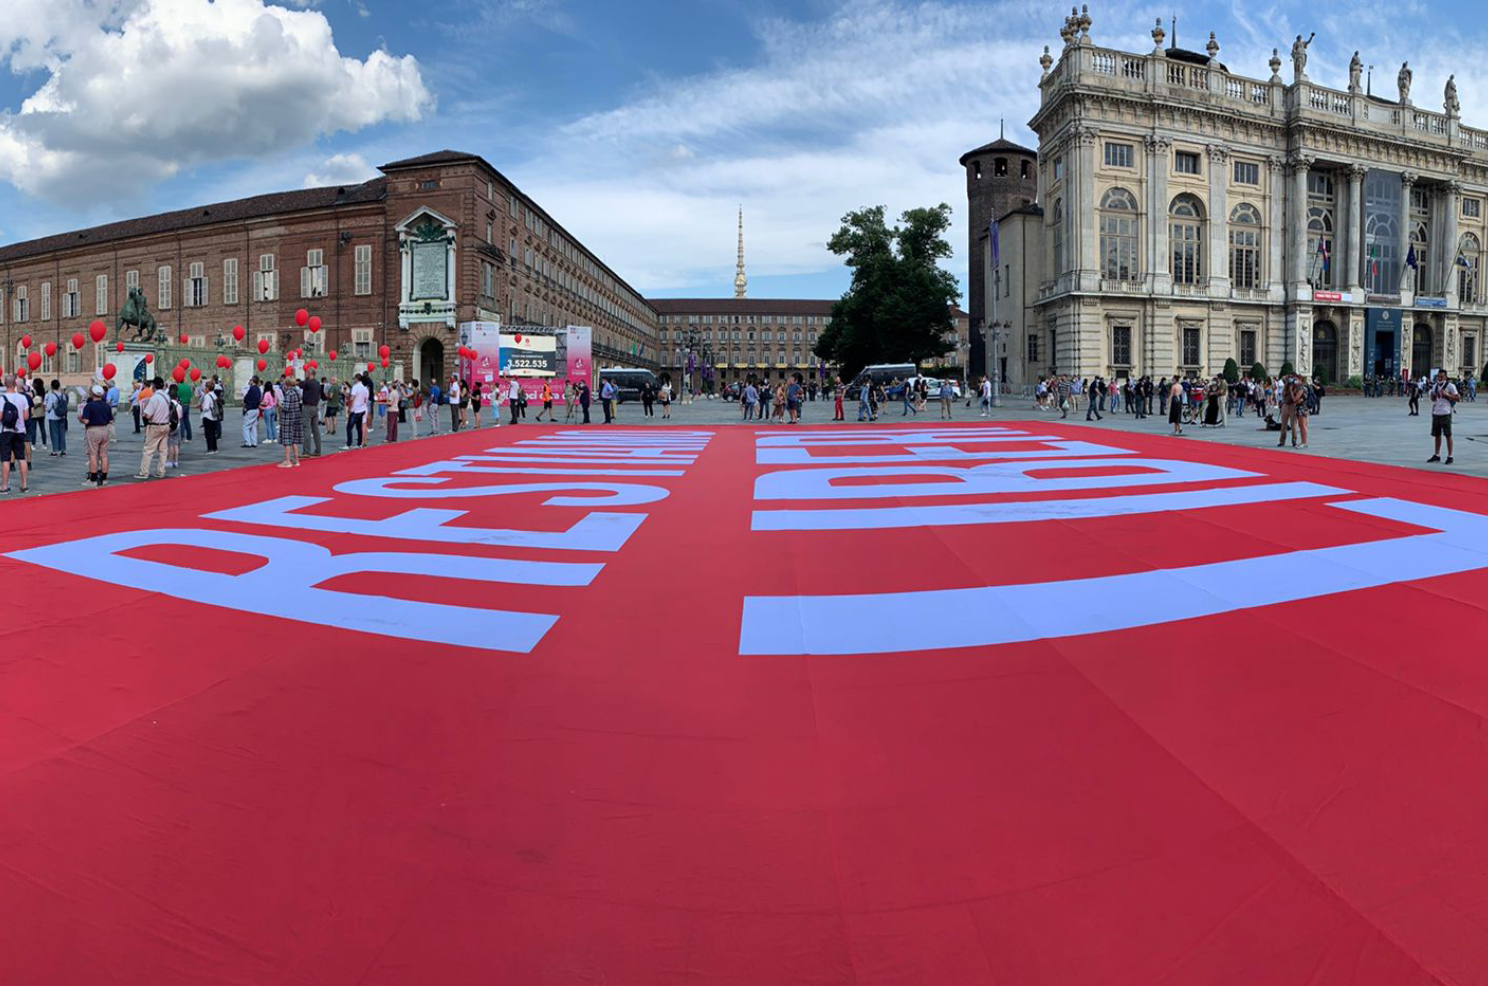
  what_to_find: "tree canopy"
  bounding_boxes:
[812,204,961,377]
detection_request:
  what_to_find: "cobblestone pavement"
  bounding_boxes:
[7,393,1487,498]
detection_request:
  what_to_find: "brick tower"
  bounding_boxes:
[961,127,1037,378]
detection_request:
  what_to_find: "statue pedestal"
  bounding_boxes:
[104,341,157,386]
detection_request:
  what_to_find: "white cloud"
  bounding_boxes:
[302,151,378,187]
[0,0,433,205]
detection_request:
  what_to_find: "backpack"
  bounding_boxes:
[168,399,180,433]
[0,396,17,429]
[56,390,68,416]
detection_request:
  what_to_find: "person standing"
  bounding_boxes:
[601,377,617,423]
[300,371,322,456]
[0,374,30,493]
[1277,373,1298,448]
[1168,376,1184,435]
[129,380,144,434]
[508,378,522,425]
[347,373,369,448]
[261,379,279,444]
[1087,377,1104,421]
[1056,375,1072,419]
[165,385,184,470]
[563,381,577,423]
[1288,374,1310,448]
[979,376,992,416]
[135,376,170,480]
[833,377,845,421]
[1427,369,1459,465]
[45,379,68,456]
[786,374,803,424]
[383,380,401,443]
[427,378,444,434]
[659,380,671,420]
[471,381,484,428]
[641,381,655,418]
[79,384,112,485]
[855,379,872,422]
[324,377,341,439]
[241,376,262,447]
[105,378,120,442]
[1408,376,1421,416]
[447,376,461,432]
[200,380,221,453]
[579,380,592,423]
[175,375,193,441]
[278,372,303,468]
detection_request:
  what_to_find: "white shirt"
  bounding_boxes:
[509,380,521,399]
[141,391,171,425]
[1432,381,1459,416]
[1,390,27,434]
[350,382,370,414]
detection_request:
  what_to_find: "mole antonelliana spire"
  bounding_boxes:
[734,205,748,299]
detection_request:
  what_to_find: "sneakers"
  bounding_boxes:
[134,473,150,480]
[1427,455,1441,462]
[1446,456,1455,465]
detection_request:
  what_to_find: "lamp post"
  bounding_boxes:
[984,319,1009,408]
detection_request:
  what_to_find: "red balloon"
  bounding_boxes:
[309,316,322,333]
[284,367,294,377]
[256,358,267,371]
[217,355,231,369]
[15,367,25,377]
[328,349,337,361]
[257,339,270,355]
[116,341,125,353]
[232,324,245,341]
[295,308,309,327]
[180,334,189,344]
[71,333,86,350]
[26,352,41,370]
[101,363,117,380]
[20,335,32,349]
[514,334,522,344]
[178,357,190,368]
[306,359,318,370]
[172,367,185,383]
[380,357,389,368]
[378,344,390,359]
[146,354,155,364]
[366,362,376,373]
[89,320,107,343]
[189,368,201,382]
[44,341,56,357]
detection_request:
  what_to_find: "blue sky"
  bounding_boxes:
[0,0,1469,304]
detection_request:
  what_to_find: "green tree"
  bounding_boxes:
[1280,360,1296,376]
[1250,361,1266,381]
[1222,357,1239,383]
[813,204,960,376]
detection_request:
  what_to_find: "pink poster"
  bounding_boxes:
[455,321,500,406]
[488,325,593,406]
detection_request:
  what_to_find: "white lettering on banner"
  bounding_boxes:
[754,458,1257,501]
[739,498,1488,655]
[7,529,577,652]
[757,439,1128,465]
[755,428,1022,447]
[208,496,647,551]
[396,458,685,477]
[445,455,695,467]
[335,476,669,504]
[751,481,1348,531]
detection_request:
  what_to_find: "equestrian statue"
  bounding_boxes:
[116,286,160,343]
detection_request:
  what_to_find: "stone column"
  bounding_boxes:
[1400,171,1417,301]
[1346,165,1366,295]
[1075,126,1099,291]
[1287,154,1313,295]
[1267,156,1286,299]
[1443,180,1462,304]
[1145,135,1171,294]
[1206,144,1230,295]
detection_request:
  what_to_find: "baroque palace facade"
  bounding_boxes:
[978,9,1488,385]
[0,149,655,386]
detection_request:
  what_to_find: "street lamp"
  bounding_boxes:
[983,319,1009,408]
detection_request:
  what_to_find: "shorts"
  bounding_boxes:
[1293,403,1309,418]
[0,431,25,462]
[543,401,553,410]
[1432,413,1452,438]
[86,426,109,455]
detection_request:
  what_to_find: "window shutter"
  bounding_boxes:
[202,275,209,306]
[252,270,263,301]
[184,275,192,307]
[301,266,310,298]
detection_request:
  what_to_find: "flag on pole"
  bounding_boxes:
[1405,245,1418,269]
[1317,237,1330,276]
[989,218,1001,268]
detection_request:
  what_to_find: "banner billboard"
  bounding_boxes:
[491,325,593,405]
[456,321,501,401]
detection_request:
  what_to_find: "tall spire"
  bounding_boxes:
[734,205,748,299]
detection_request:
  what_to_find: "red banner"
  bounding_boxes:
[3,422,1487,983]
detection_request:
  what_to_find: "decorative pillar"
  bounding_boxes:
[1287,153,1313,293]
[1266,156,1286,298]
[1075,126,1099,290]
[1206,143,1230,295]
[1145,135,1171,294]
[1400,171,1417,302]
[1346,165,1366,295]
[1444,180,1462,304]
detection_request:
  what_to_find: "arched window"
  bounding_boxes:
[1170,194,1205,285]
[1409,221,1429,294]
[972,159,982,181]
[1021,160,1032,179]
[1228,203,1262,289]
[994,157,1008,177]
[1099,188,1139,282]
[1051,199,1065,275]
[1307,172,1336,288]
[1460,233,1481,305]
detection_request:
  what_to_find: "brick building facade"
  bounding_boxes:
[0,150,657,387]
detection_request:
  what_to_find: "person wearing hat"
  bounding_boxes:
[79,383,113,486]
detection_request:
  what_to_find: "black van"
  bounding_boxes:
[599,368,658,403]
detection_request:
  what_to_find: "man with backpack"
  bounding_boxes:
[1427,369,1459,465]
[136,376,172,480]
[0,374,29,493]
